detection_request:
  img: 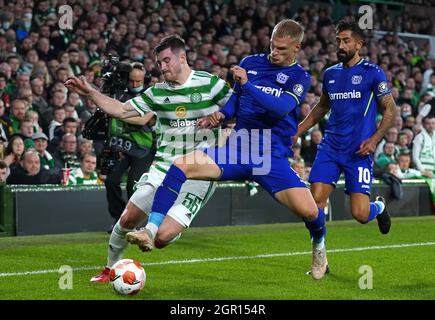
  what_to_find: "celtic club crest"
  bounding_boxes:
[190,92,202,103]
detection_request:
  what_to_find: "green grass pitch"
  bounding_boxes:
[1,216,435,300]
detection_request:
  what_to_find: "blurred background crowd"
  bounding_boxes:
[0,0,434,187]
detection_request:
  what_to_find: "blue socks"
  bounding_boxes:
[364,202,384,224]
[148,165,187,229]
[304,207,326,244]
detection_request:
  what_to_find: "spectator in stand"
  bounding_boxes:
[0,100,13,140]
[17,86,34,111]
[30,77,48,113]
[0,72,12,108]
[48,107,65,140]
[397,131,410,155]
[396,153,433,179]
[9,99,27,133]
[64,104,79,120]
[385,162,400,178]
[19,119,36,149]
[53,133,80,169]
[403,115,416,131]
[0,160,7,182]
[0,136,6,160]
[376,142,397,169]
[412,115,435,174]
[78,138,94,158]
[6,149,60,185]
[374,126,399,159]
[48,117,78,153]
[32,132,56,173]
[25,110,42,134]
[67,152,102,185]
[394,114,404,132]
[3,134,25,172]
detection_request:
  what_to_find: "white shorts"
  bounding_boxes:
[129,165,216,228]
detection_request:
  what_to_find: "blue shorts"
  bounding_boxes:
[203,142,307,196]
[309,148,373,195]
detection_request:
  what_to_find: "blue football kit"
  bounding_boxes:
[309,58,391,195]
[148,54,326,246]
[204,54,311,195]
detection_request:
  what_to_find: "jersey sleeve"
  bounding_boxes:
[127,89,156,117]
[371,67,391,98]
[210,75,233,107]
[285,70,311,106]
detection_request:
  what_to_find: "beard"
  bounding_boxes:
[337,49,356,64]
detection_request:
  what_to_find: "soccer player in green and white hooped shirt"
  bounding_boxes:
[65,34,233,283]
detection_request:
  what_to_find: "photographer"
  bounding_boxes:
[104,62,155,232]
[82,58,155,232]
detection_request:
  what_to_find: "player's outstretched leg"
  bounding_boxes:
[375,196,391,234]
[90,220,134,282]
[304,207,329,280]
[91,202,145,283]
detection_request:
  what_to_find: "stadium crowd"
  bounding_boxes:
[0,0,434,187]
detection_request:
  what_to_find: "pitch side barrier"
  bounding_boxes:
[0,180,432,236]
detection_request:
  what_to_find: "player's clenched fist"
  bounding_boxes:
[64,76,94,97]
[230,66,248,85]
[197,111,225,128]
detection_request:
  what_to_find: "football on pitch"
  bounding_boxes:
[109,259,146,295]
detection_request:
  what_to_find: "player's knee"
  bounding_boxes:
[304,207,319,220]
[154,237,169,249]
[295,203,318,220]
[172,160,190,176]
[352,209,370,224]
[119,209,137,229]
[154,232,172,249]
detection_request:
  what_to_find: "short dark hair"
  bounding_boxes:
[423,115,435,123]
[154,34,186,55]
[63,117,77,126]
[0,160,7,170]
[335,20,365,42]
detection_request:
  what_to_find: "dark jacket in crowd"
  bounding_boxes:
[6,166,60,185]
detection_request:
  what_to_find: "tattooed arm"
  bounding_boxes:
[356,93,396,156]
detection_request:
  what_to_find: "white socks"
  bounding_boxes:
[313,238,325,250]
[107,221,133,268]
[374,200,385,214]
[145,222,159,239]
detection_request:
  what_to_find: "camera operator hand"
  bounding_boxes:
[65,76,142,120]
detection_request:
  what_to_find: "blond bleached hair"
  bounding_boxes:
[272,19,304,44]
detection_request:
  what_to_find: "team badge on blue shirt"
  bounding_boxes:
[276,72,289,84]
[351,75,362,85]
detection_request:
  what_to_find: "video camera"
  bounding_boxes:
[100,54,132,98]
[82,54,133,173]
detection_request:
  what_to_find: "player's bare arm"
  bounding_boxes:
[356,93,396,156]
[296,93,331,137]
[65,76,149,121]
[122,113,156,126]
[197,111,225,128]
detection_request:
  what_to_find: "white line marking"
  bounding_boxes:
[1,241,435,277]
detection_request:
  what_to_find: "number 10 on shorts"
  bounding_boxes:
[358,167,371,184]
